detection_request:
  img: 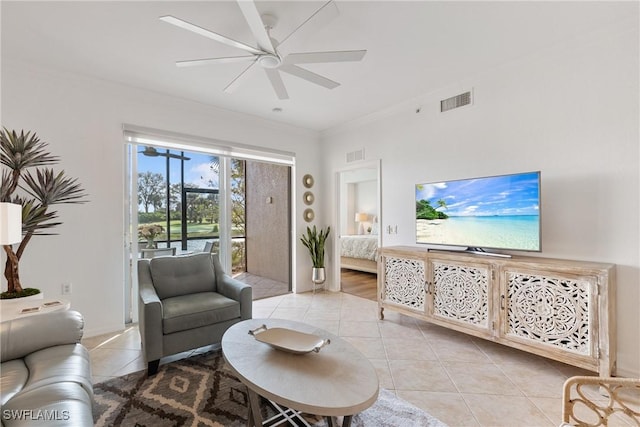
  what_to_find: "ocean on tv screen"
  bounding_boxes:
[416,215,540,250]
[415,172,540,251]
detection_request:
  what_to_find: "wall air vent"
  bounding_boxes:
[346,148,365,163]
[440,91,472,112]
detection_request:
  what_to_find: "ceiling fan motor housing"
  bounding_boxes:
[258,54,281,69]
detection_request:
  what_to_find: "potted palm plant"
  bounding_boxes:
[300,225,330,284]
[1,128,88,299]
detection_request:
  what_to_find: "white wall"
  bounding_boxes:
[321,21,639,376]
[1,61,321,337]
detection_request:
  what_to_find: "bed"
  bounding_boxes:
[340,234,379,274]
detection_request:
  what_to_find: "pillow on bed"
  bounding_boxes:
[370,222,379,235]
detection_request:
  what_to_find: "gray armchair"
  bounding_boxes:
[138,252,252,375]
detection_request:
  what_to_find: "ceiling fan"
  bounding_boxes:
[139,146,191,161]
[160,0,366,100]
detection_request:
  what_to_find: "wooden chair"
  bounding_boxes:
[561,376,640,426]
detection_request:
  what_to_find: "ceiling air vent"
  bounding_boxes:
[440,91,472,112]
[346,148,365,163]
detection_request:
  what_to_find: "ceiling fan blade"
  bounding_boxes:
[159,15,264,55]
[285,50,367,65]
[278,0,339,54]
[264,69,289,100]
[224,60,259,94]
[279,64,339,90]
[176,56,257,67]
[236,0,275,54]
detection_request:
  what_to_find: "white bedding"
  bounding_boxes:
[340,235,378,261]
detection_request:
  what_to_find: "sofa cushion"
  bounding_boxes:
[1,382,93,426]
[23,344,93,398]
[0,360,29,406]
[150,253,216,299]
[1,310,84,363]
[162,292,241,334]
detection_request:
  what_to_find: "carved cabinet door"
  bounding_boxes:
[428,258,493,336]
[499,267,597,361]
[380,254,427,314]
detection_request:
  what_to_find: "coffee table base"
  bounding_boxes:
[246,389,353,427]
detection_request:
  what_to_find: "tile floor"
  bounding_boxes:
[234,272,289,300]
[85,291,605,427]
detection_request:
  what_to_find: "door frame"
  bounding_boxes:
[332,159,382,292]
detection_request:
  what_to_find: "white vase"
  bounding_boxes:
[312,267,326,284]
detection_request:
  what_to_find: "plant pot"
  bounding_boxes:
[1,292,44,305]
[0,291,46,322]
[312,267,326,284]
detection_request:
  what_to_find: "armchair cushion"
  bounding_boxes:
[162,292,241,334]
[150,253,217,299]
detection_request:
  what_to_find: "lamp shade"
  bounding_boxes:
[0,203,22,245]
[355,213,368,222]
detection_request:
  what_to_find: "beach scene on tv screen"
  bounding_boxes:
[416,172,540,250]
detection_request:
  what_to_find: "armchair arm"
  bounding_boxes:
[218,274,252,320]
[1,310,84,362]
[138,259,164,362]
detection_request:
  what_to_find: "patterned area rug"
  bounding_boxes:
[93,350,448,426]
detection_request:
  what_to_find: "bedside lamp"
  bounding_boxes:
[0,203,22,245]
[355,212,368,235]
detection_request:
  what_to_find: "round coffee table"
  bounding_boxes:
[221,318,379,427]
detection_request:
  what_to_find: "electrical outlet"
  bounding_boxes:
[61,282,72,295]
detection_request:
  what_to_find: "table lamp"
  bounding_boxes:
[355,212,368,235]
[0,203,22,245]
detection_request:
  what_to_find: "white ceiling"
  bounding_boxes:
[1,1,633,131]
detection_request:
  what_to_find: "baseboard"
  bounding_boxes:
[615,366,640,379]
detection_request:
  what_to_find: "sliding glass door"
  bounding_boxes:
[125,146,246,322]
[123,127,294,323]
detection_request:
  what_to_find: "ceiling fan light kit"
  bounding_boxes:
[160,0,366,100]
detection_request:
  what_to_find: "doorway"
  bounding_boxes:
[239,162,291,300]
[334,160,381,300]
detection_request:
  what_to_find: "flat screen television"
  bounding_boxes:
[416,171,541,254]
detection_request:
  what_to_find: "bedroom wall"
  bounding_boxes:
[339,167,378,235]
[319,18,639,376]
[1,60,321,337]
[355,180,377,233]
[343,181,376,234]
